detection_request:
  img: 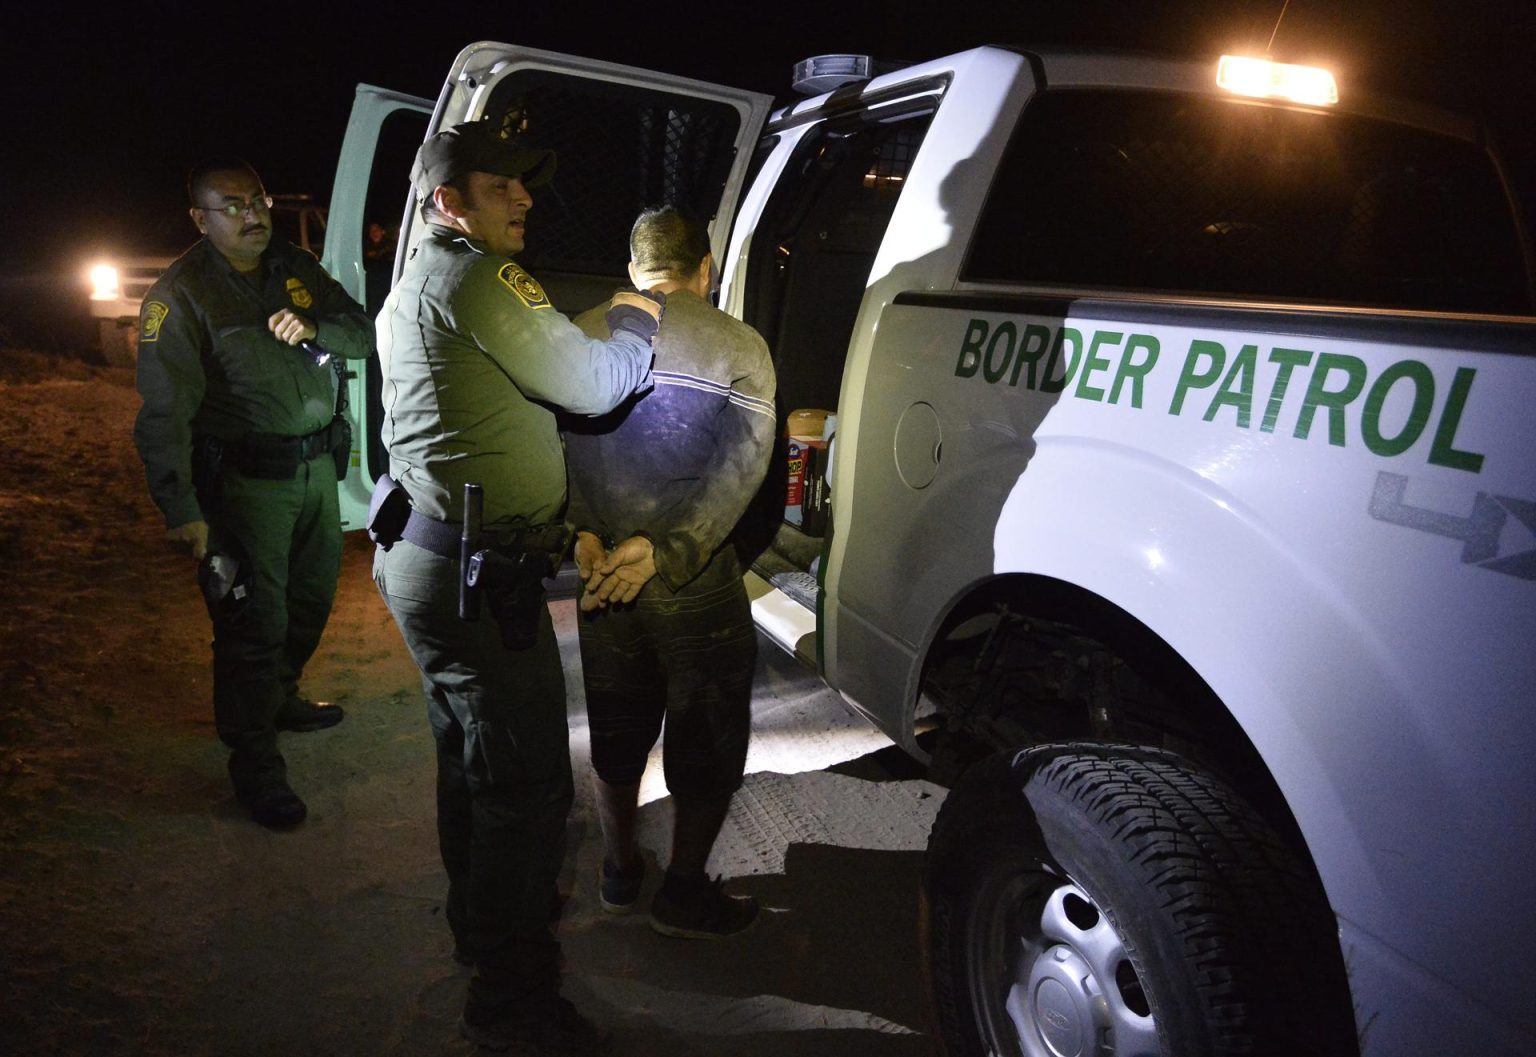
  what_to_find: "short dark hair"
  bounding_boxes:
[630,205,709,279]
[186,158,261,206]
[419,172,475,224]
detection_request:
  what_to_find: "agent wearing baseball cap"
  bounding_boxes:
[373,119,662,1055]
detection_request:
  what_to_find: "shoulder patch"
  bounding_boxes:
[285,276,314,310]
[141,301,170,343]
[497,263,551,310]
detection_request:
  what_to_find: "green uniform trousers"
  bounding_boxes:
[373,539,572,1012]
[205,454,341,797]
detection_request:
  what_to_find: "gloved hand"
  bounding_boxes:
[605,288,666,342]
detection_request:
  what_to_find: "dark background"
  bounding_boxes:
[1,0,1531,276]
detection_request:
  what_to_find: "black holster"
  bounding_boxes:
[366,473,412,547]
[330,416,352,481]
[468,548,553,650]
[191,435,225,516]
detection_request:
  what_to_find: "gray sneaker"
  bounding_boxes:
[649,874,758,939]
[599,857,644,915]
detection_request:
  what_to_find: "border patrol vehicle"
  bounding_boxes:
[322,42,1536,1057]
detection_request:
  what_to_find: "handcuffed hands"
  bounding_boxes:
[577,533,657,612]
[574,531,607,589]
[268,308,318,346]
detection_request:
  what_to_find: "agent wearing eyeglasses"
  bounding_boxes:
[132,158,373,830]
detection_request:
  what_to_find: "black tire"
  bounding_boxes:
[923,743,1357,1057]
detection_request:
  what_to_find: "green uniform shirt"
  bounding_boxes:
[133,238,373,527]
[376,225,654,531]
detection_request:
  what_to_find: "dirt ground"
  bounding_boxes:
[0,350,946,1056]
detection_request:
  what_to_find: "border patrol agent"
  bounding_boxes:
[371,120,662,1056]
[133,159,372,830]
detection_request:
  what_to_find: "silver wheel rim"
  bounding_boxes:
[1004,880,1159,1057]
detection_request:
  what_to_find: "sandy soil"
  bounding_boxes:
[0,351,945,1056]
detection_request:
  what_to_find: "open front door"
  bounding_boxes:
[323,84,434,529]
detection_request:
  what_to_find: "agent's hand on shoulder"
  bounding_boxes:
[609,289,665,324]
[605,289,666,342]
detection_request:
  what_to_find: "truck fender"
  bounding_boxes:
[993,437,1413,933]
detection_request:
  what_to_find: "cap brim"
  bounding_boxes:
[410,133,557,199]
[497,149,556,190]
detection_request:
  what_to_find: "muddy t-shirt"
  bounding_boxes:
[565,288,776,592]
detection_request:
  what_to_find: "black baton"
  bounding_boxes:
[459,483,483,621]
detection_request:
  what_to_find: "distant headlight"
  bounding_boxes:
[88,263,122,302]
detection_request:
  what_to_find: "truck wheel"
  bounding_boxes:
[97,319,137,367]
[923,743,1356,1057]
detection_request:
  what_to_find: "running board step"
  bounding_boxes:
[744,570,818,666]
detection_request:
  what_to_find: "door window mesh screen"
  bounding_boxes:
[964,90,1530,314]
[747,109,934,416]
[483,72,742,276]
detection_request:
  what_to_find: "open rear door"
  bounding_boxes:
[331,46,771,528]
[407,42,772,310]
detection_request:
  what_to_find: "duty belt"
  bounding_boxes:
[368,473,565,559]
[235,421,340,463]
[400,508,457,558]
[403,509,567,559]
[200,419,344,481]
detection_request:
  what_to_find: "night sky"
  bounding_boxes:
[1,0,1531,275]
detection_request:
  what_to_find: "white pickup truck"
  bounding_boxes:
[323,44,1536,1057]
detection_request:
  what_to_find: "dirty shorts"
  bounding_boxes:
[577,550,755,800]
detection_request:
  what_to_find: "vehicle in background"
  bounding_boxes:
[323,44,1536,1057]
[84,194,329,365]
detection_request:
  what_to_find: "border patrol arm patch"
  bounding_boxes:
[497,263,551,310]
[142,301,170,343]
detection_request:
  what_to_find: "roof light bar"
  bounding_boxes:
[1217,55,1338,106]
